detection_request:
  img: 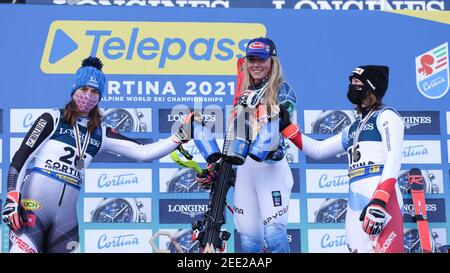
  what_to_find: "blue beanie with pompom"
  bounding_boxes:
[71,56,105,98]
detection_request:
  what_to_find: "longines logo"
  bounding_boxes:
[348,124,374,138]
[53,0,229,7]
[403,203,437,217]
[402,198,445,222]
[50,0,447,10]
[159,108,223,133]
[398,111,440,135]
[160,199,209,223]
[57,127,101,148]
[167,114,216,122]
[402,116,431,129]
[167,204,208,218]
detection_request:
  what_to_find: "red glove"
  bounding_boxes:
[2,191,27,232]
[359,178,395,236]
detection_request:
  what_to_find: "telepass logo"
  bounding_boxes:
[41,21,266,75]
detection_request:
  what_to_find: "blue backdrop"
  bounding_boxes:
[0,4,449,253]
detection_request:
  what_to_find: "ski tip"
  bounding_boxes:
[408,168,425,191]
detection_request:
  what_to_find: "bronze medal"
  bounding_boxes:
[352,150,360,162]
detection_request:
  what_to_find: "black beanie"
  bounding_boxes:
[349,65,389,99]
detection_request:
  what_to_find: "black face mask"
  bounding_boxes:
[347,84,368,105]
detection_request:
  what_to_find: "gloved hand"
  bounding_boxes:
[238,90,252,107]
[173,112,203,144]
[359,189,390,236]
[2,190,27,232]
[239,89,267,110]
[196,162,237,190]
[278,104,302,150]
[278,103,292,132]
[196,162,220,190]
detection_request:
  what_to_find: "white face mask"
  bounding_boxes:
[72,91,99,113]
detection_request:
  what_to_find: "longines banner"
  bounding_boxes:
[0,4,449,253]
[25,0,450,10]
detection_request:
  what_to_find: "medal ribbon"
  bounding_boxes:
[352,108,375,156]
[73,123,90,169]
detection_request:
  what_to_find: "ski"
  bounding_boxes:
[232,57,245,106]
[193,158,232,252]
[192,58,245,253]
[407,168,432,253]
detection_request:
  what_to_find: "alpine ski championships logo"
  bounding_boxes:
[415,42,449,99]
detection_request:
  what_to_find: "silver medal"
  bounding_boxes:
[76,159,85,169]
[74,123,90,170]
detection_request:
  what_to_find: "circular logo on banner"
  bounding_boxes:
[415,42,449,99]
